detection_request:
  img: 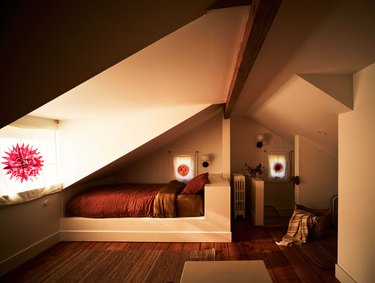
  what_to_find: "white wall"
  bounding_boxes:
[295,135,338,209]
[231,117,294,216]
[58,104,209,187]
[231,117,267,174]
[264,181,294,211]
[337,63,375,283]
[115,112,224,183]
[0,193,62,276]
[222,118,231,179]
[231,116,294,174]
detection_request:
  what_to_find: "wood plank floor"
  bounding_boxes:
[1,219,338,282]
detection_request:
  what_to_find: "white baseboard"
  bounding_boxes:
[60,230,232,243]
[0,231,60,277]
[336,264,357,283]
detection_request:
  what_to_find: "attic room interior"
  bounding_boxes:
[1,0,374,282]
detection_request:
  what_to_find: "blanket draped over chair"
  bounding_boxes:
[277,208,317,246]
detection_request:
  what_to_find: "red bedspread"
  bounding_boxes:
[66,184,165,218]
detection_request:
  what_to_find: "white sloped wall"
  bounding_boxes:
[58,105,210,187]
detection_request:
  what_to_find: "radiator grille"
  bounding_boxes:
[233,174,245,219]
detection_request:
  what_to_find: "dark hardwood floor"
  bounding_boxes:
[2,219,338,282]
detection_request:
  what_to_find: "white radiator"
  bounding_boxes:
[233,174,246,219]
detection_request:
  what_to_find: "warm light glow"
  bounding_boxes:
[0,125,60,197]
[2,143,44,183]
[173,154,196,183]
[201,154,209,162]
[268,154,287,180]
[257,134,264,141]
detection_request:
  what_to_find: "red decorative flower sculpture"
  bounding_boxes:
[2,143,44,183]
[177,164,190,177]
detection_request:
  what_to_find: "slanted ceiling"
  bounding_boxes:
[1,3,251,186]
[30,6,249,120]
[251,75,351,155]
[76,104,223,185]
[1,2,251,186]
[234,0,375,155]
[1,0,247,128]
[2,1,375,184]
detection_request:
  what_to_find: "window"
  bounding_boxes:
[267,153,289,181]
[0,116,62,204]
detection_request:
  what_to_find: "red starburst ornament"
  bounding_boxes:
[273,162,284,173]
[2,143,44,183]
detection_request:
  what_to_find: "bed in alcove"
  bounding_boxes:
[60,174,232,242]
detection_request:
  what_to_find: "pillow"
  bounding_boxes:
[168,180,186,192]
[181,173,210,194]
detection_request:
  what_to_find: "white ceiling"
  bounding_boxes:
[234,0,375,154]
[28,0,375,157]
[31,6,249,120]
[251,75,350,154]
[235,0,375,114]
[1,0,221,129]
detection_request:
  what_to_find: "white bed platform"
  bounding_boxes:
[60,174,232,242]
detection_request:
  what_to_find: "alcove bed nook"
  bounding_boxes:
[60,174,231,242]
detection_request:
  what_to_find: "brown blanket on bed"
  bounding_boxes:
[153,180,185,218]
[66,181,188,218]
[65,183,164,218]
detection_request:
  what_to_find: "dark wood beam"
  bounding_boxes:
[224,0,282,118]
[207,0,252,10]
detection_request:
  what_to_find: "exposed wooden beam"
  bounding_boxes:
[224,0,282,118]
[207,0,252,10]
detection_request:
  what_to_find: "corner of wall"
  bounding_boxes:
[335,264,357,283]
[222,117,231,179]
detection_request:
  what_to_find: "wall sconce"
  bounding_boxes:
[256,134,264,148]
[201,154,210,168]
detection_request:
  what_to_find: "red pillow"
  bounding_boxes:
[182,173,210,194]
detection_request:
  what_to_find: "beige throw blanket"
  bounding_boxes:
[277,209,317,246]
